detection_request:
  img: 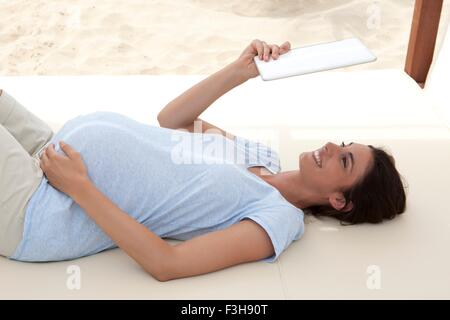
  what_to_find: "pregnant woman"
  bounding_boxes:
[0,39,407,281]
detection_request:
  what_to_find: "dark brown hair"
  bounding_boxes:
[304,145,408,225]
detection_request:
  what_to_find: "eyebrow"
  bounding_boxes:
[348,142,354,173]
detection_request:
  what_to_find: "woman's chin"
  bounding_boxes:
[299,152,308,170]
[299,151,317,171]
[298,153,304,170]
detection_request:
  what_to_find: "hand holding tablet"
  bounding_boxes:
[253,38,377,81]
[235,39,292,81]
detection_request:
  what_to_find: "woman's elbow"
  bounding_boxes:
[154,272,172,282]
[142,257,177,282]
[156,112,167,127]
[156,109,175,127]
[142,265,173,282]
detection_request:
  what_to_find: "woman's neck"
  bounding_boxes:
[260,170,323,209]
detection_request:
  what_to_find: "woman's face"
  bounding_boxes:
[298,141,373,199]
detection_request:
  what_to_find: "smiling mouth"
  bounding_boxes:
[313,150,322,168]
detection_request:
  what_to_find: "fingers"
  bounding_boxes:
[59,141,80,159]
[261,41,271,61]
[39,141,76,164]
[279,41,291,54]
[253,39,264,59]
[40,144,58,172]
[253,39,290,61]
[270,45,280,59]
[45,143,58,159]
[40,149,49,169]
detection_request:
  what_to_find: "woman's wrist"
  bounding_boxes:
[71,177,95,204]
[227,60,250,84]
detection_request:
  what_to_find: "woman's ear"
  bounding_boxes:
[329,193,353,212]
[341,200,353,212]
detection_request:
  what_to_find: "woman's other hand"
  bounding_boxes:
[234,39,291,80]
[39,141,91,198]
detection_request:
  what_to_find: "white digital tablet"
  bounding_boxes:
[254,37,377,81]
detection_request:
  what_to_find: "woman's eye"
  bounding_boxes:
[341,142,346,167]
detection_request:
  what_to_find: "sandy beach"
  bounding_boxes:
[0,0,449,75]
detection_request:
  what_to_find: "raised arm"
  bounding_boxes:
[157,39,291,138]
[157,60,247,131]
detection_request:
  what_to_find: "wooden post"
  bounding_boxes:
[404,0,443,88]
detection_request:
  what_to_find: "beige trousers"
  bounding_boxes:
[0,90,54,257]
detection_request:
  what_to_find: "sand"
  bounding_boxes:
[0,0,449,75]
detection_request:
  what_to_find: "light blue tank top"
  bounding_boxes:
[10,112,304,263]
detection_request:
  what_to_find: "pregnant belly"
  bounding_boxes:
[49,111,187,221]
